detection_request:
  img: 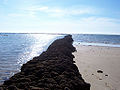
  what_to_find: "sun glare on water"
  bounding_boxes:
[17,34,59,67]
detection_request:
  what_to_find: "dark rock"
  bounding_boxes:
[0,87,4,90]
[64,87,70,90]
[99,78,102,80]
[30,86,43,90]
[97,70,103,73]
[0,35,90,90]
[7,85,18,90]
[105,74,108,77]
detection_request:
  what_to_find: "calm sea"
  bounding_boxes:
[72,34,120,47]
[0,33,63,84]
[0,33,120,84]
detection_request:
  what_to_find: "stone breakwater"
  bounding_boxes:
[0,35,90,90]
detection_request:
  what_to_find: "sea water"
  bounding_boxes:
[0,33,120,84]
[0,33,63,84]
[72,34,120,47]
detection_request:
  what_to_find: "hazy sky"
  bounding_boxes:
[0,0,120,34]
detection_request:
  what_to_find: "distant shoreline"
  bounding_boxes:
[1,33,120,47]
[73,42,120,48]
[0,32,68,35]
[0,32,120,36]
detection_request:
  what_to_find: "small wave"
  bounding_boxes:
[74,42,120,47]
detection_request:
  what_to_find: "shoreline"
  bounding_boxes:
[73,45,120,90]
[73,42,120,48]
[0,35,90,90]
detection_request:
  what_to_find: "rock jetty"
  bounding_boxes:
[0,35,90,90]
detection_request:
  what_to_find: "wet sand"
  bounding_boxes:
[73,45,120,90]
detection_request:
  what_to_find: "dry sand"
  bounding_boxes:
[73,45,120,90]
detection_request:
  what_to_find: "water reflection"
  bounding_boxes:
[0,34,61,84]
[17,34,58,66]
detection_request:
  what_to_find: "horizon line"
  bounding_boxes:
[0,32,120,36]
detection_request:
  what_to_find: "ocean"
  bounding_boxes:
[72,34,120,47]
[0,33,64,84]
[0,33,120,84]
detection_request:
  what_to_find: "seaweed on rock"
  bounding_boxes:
[0,35,90,90]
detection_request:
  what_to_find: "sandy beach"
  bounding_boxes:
[73,45,120,90]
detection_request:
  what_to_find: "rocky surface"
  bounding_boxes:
[0,35,90,90]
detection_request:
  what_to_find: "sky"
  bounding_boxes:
[0,0,120,34]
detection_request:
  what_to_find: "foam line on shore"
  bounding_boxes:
[74,42,120,48]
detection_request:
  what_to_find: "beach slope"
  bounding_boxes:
[73,45,120,90]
